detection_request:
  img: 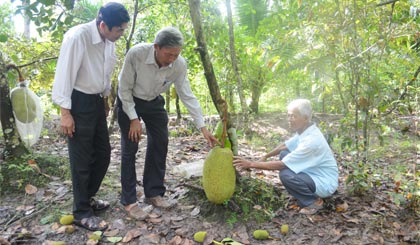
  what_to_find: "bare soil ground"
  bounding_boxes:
[0,112,419,245]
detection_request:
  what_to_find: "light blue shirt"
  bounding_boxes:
[283,124,338,197]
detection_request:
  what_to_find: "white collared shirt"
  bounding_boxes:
[52,20,117,109]
[118,43,205,129]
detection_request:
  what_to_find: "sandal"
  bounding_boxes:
[90,198,110,212]
[74,216,108,231]
[124,204,148,221]
[299,199,324,215]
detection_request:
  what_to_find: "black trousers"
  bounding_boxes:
[117,95,168,206]
[68,90,111,220]
[278,150,317,207]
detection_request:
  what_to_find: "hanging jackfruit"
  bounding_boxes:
[214,121,232,149]
[11,87,37,123]
[202,146,235,204]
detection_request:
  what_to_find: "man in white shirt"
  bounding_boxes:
[117,27,218,220]
[52,2,129,231]
[233,99,338,215]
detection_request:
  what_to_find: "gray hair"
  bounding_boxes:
[287,99,312,121]
[154,27,184,48]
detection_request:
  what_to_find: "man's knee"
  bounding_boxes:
[279,168,295,184]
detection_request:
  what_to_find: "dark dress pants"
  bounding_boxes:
[117,95,169,206]
[68,90,111,220]
[278,150,318,207]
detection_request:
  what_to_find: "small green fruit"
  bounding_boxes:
[65,225,75,234]
[51,242,66,245]
[59,215,74,225]
[193,231,207,243]
[280,224,289,234]
[253,229,269,240]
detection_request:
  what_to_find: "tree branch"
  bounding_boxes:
[17,57,58,68]
[376,0,399,7]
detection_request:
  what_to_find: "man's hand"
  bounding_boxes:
[200,127,219,148]
[60,108,75,138]
[129,118,142,143]
[233,156,254,170]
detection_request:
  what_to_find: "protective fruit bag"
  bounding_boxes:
[10,80,43,147]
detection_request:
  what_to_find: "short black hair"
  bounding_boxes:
[96,2,130,30]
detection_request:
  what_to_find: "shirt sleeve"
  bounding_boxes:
[283,138,319,173]
[118,50,138,120]
[284,134,298,151]
[52,34,85,109]
[174,65,205,129]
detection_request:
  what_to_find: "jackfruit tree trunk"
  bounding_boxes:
[0,54,29,159]
[188,0,239,154]
[188,0,224,117]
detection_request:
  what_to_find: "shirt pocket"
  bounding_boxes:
[160,79,173,91]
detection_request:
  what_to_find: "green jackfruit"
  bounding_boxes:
[202,146,235,204]
[214,121,231,149]
[59,214,74,225]
[193,231,207,242]
[11,87,37,123]
[253,229,269,240]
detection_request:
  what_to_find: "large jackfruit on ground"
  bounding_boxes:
[202,146,235,204]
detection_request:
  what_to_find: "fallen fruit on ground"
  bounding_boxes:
[193,231,207,242]
[253,229,269,240]
[280,224,289,234]
[59,215,74,225]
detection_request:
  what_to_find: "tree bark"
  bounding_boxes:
[249,79,261,114]
[225,0,247,115]
[188,0,224,117]
[188,0,239,155]
[23,0,31,39]
[0,54,29,159]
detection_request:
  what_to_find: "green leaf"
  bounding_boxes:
[106,237,122,243]
[39,0,55,6]
[0,34,8,42]
[39,214,54,224]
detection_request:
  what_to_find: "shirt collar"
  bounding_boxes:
[298,123,316,137]
[89,20,103,45]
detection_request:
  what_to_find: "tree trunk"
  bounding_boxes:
[225,0,247,116]
[188,0,224,117]
[23,0,31,39]
[175,93,181,124]
[0,54,29,159]
[188,0,239,154]
[165,90,170,112]
[249,80,261,114]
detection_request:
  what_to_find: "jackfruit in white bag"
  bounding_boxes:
[10,81,43,147]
